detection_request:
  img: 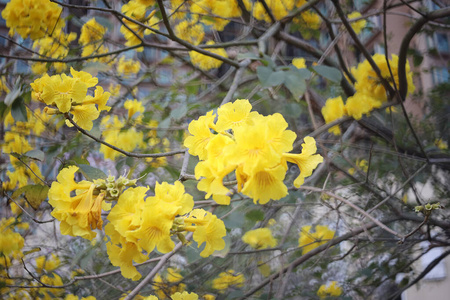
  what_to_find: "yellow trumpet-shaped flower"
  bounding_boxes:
[282,136,323,188]
[242,228,277,249]
[317,281,343,298]
[298,225,335,254]
[48,166,104,240]
[184,209,226,257]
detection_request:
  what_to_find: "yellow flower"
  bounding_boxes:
[184,209,227,257]
[174,20,204,45]
[124,99,145,119]
[282,136,323,188]
[212,270,245,291]
[435,138,448,150]
[2,0,64,40]
[35,253,60,273]
[321,96,347,135]
[252,0,294,22]
[215,99,260,133]
[66,103,100,131]
[184,110,217,160]
[154,268,186,299]
[79,18,107,46]
[117,57,141,77]
[298,225,335,254]
[120,3,159,51]
[292,57,307,69]
[0,218,25,259]
[190,0,242,31]
[345,92,380,120]
[48,166,104,240]
[347,11,366,35]
[242,228,277,249]
[189,42,228,71]
[317,281,343,298]
[41,74,88,113]
[170,291,199,300]
[154,181,194,215]
[348,159,368,175]
[351,54,415,103]
[241,163,288,205]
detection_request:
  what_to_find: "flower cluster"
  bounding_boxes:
[120,0,160,51]
[31,31,78,74]
[153,268,186,299]
[189,41,228,71]
[253,0,321,30]
[348,159,369,175]
[347,11,367,34]
[79,18,109,60]
[212,270,245,292]
[184,99,323,205]
[1,0,64,40]
[317,281,343,299]
[106,182,226,280]
[298,225,335,254]
[242,228,277,249]
[48,166,226,280]
[322,54,415,134]
[31,69,111,131]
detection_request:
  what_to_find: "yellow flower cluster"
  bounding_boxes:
[99,100,146,161]
[347,11,367,35]
[117,57,141,77]
[298,225,335,254]
[317,281,343,299]
[242,228,277,249]
[348,54,415,118]
[252,0,321,30]
[348,159,368,175]
[189,0,244,31]
[184,99,323,205]
[189,41,228,71]
[31,31,77,74]
[322,54,415,133]
[174,20,205,46]
[35,253,61,273]
[292,57,307,69]
[0,218,25,261]
[154,268,186,299]
[31,69,111,131]
[1,110,51,196]
[212,270,245,291]
[79,18,109,59]
[0,218,27,296]
[120,0,160,51]
[1,0,64,40]
[106,182,226,280]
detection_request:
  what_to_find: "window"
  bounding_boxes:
[432,67,450,85]
[435,33,449,53]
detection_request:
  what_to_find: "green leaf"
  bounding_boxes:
[12,184,49,210]
[257,66,285,87]
[245,209,265,222]
[284,70,307,99]
[78,164,107,181]
[171,102,188,120]
[312,65,342,83]
[0,102,8,121]
[24,150,45,161]
[4,87,22,106]
[10,97,28,122]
